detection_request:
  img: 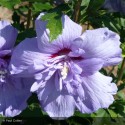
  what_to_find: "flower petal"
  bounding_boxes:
[0,20,18,50]
[72,28,122,66]
[36,73,75,119]
[0,77,33,117]
[35,13,82,53]
[76,72,117,113]
[9,38,50,77]
[43,94,75,119]
[0,50,11,57]
[76,58,104,76]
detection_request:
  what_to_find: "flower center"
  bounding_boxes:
[0,69,7,83]
[0,58,8,83]
[51,48,71,58]
[61,62,68,80]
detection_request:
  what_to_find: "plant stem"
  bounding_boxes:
[117,58,125,84]
[26,2,32,29]
[73,0,82,23]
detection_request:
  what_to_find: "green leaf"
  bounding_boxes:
[41,12,63,42]
[91,108,110,117]
[33,2,52,12]
[0,116,5,125]
[19,103,43,117]
[74,111,91,117]
[107,109,118,118]
[0,0,21,9]
[21,0,44,2]
[89,0,105,10]
[17,28,36,43]
[111,100,125,117]
[121,43,125,57]
[81,0,90,7]
[91,109,114,125]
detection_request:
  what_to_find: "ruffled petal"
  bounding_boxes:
[76,72,117,113]
[43,94,75,119]
[72,28,122,66]
[36,73,75,119]
[0,20,18,50]
[0,77,33,117]
[35,13,82,54]
[0,37,6,49]
[9,38,50,77]
[76,58,104,76]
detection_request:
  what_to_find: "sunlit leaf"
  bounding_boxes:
[121,43,125,57]
[41,12,63,42]
[33,2,52,12]
[0,0,21,9]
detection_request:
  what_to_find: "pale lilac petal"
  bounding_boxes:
[76,72,117,113]
[72,28,122,66]
[0,20,18,50]
[9,38,50,77]
[30,81,46,92]
[0,77,33,117]
[0,37,6,49]
[70,62,83,74]
[37,75,56,101]
[43,94,75,119]
[55,71,63,91]
[35,13,82,53]
[76,58,104,76]
[36,73,76,119]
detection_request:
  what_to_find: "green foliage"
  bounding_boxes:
[121,43,125,57]
[89,0,105,10]
[41,12,63,42]
[33,2,52,12]
[0,0,21,9]
[21,0,45,2]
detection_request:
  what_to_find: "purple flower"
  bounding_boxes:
[0,20,33,117]
[9,13,122,119]
[103,0,125,14]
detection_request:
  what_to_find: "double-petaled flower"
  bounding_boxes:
[9,13,122,119]
[0,20,33,117]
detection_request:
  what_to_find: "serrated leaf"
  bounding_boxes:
[0,0,21,9]
[41,12,63,42]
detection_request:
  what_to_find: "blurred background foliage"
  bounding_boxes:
[0,0,125,125]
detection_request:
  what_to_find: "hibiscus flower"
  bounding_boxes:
[0,20,33,117]
[9,13,122,119]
